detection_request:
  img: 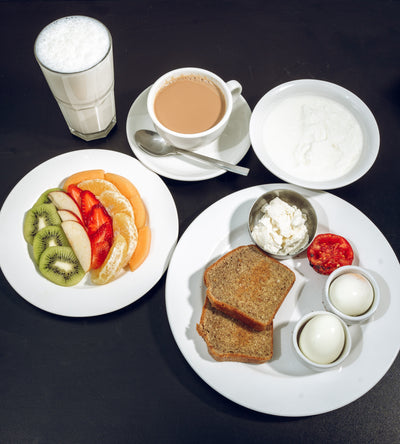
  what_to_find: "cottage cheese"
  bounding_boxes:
[251,197,308,255]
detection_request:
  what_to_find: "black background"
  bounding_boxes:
[0,1,399,443]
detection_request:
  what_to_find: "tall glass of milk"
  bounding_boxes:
[34,16,116,141]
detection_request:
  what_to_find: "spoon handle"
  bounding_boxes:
[174,147,249,176]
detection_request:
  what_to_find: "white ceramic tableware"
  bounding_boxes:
[165,183,400,416]
[0,150,179,317]
[126,86,251,181]
[323,265,380,324]
[250,79,380,189]
[147,67,242,150]
[292,311,352,372]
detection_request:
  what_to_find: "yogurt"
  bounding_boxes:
[251,197,308,255]
[263,95,363,182]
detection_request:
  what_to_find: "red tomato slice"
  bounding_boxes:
[307,233,354,275]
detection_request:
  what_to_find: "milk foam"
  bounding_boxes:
[35,16,110,73]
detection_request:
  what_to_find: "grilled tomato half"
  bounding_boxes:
[307,233,354,275]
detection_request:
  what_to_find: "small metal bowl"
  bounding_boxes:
[323,265,380,325]
[248,189,318,259]
[292,311,352,372]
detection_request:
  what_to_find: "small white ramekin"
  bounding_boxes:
[323,265,380,325]
[292,311,352,372]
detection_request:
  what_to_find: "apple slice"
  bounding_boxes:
[61,220,92,272]
[57,209,82,224]
[48,191,83,223]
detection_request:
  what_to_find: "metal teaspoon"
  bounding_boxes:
[134,130,249,176]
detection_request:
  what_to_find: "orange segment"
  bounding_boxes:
[77,179,119,196]
[104,172,147,229]
[112,212,138,268]
[129,225,151,271]
[97,190,135,220]
[91,233,127,285]
[62,169,105,191]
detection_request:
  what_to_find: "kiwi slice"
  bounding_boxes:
[34,188,63,206]
[39,246,85,287]
[23,203,61,245]
[32,225,70,264]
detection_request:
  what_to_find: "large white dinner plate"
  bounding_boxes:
[165,183,399,416]
[126,86,251,181]
[0,149,179,317]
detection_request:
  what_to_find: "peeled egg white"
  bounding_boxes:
[329,273,374,316]
[299,314,345,365]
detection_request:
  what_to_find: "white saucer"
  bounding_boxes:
[126,86,251,181]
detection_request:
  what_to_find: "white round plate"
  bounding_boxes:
[165,184,399,416]
[250,79,380,190]
[126,86,251,181]
[0,149,179,317]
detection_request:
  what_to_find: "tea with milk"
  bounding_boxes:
[154,75,226,134]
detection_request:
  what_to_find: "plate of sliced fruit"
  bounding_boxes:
[0,149,179,317]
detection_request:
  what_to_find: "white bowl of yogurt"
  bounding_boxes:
[250,79,380,190]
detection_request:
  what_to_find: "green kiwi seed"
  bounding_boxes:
[23,203,61,245]
[38,246,85,287]
[32,225,70,264]
[34,188,63,206]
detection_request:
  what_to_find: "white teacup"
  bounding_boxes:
[147,67,242,150]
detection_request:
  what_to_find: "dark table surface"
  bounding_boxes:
[1,1,399,443]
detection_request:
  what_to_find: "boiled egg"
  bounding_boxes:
[299,313,345,364]
[329,272,374,316]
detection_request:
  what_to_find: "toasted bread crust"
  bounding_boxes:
[204,245,295,331]
[196,298,273,363]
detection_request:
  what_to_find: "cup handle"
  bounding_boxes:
[226,80,242,103]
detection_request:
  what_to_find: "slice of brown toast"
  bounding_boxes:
[196,297,273,363]
[204,245,295,331]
